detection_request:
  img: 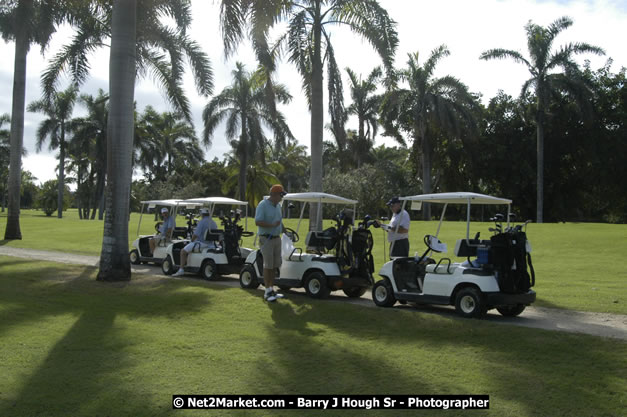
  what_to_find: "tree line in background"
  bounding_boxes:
[1,1,625,281]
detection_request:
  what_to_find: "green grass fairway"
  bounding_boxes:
[0,258,625,416]
[1,209,626,314]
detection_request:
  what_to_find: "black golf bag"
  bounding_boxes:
[489,230,535,293]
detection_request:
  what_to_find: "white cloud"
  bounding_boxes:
[0,0,625,183]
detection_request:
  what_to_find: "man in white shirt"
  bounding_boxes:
[377,196,410,257]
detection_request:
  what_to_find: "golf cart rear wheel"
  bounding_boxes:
[454,287,487,318]
[129,249,140,265]
[372,279,396,307]
[201,259,218,280]
[239,264,259,289]
[342,287,367,298]
[496,304,526,317]
[162,255,174,275]
[304,272,330,299]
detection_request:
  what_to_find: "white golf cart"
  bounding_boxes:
[129,199,198,266]
[239,192,378,299]
[161,197,254,278]
[372,192,536,318]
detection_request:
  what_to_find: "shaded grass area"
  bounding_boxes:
[1,210,626,314]
[0,257,625,416]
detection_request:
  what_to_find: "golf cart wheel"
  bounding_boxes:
[342,287,367,298]
[496,304,526,317]
[162,255,174,275]
[239,264,259,289]
[129,249,140,265]
[454,287,487,318]
[372,279,396,307]
[304,271,330,299]
[200,259,218,280]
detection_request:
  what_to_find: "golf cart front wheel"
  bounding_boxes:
[496,304,526,317]
[343,287,368,298]
[372,279,396,307]
[201,259,218,280]
[162,255,174,275]
[129,249,140,265]
[455,287,487,318]
[239,265,259,289]
[304,272,330,299]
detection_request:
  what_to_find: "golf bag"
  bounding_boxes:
[489,230,535,293]
[351,228,375,277]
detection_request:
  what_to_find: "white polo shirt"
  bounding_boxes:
[387,209,410,242]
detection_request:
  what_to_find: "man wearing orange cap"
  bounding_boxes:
[255,184,287,301]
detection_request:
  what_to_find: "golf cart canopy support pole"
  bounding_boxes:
[435,203,448,237]
[296,202,307,234]
[137,203,145,237]
[466,199,471,240]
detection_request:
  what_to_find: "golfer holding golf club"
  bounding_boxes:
[375,196,410,257]
[255,184,287,302]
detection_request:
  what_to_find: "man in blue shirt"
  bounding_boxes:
[173,208,218,276]
[150,207,176,256]
[255,184,287,302]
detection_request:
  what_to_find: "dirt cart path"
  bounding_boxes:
[1,246,625,340]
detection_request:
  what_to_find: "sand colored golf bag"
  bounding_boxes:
[489,230,535,293]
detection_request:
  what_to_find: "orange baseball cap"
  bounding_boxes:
[270,184,287,196]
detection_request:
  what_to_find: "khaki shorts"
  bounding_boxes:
[259,236,282,269]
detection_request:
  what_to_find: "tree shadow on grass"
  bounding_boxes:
[238,289,625,417]
[0,263,213,416]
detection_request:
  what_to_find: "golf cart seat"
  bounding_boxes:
[203,230,224,253]
[426,263,459,274]
[305,228,338,253]
[172,227,188,239]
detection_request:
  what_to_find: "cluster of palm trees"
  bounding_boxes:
[1,0,605,282]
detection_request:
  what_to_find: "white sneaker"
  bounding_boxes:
[172,268,185,277]
[264,292,277,302]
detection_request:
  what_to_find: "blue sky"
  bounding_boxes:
[0,0,625,186]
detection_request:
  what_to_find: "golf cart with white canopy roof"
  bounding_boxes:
[239,192,379,298]
[129,199,198,266]
[161,197,253,278]
[372,192,536,318]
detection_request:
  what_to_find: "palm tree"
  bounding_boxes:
[346,66,382,168]
[135,106,203,182]
[268,140,309,193]
[1,0,65,239]
[380,46,477,219]
[97,0,137,282]
[203,62,294,202]
[480,17,604,223]
[27,85,79,218]
[222,152,282,209]
[70,89,109,219]
[42,0,213,123]
[219,0,398,229]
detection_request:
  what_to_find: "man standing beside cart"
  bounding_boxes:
[376,196,410,257]
[255,184,287,302]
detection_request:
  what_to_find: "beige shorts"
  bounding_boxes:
[259,236,282,269]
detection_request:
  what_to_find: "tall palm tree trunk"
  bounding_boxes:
[4,23,29,240]
[309,6,323,231]
[57,134,65,218]
[97,0,137,281]
[418,122,431,220]
[536,110,545,223]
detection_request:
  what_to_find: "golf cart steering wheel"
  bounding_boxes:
[424,234,444,253]
[284,227,299,243]
[155,222,163,233]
